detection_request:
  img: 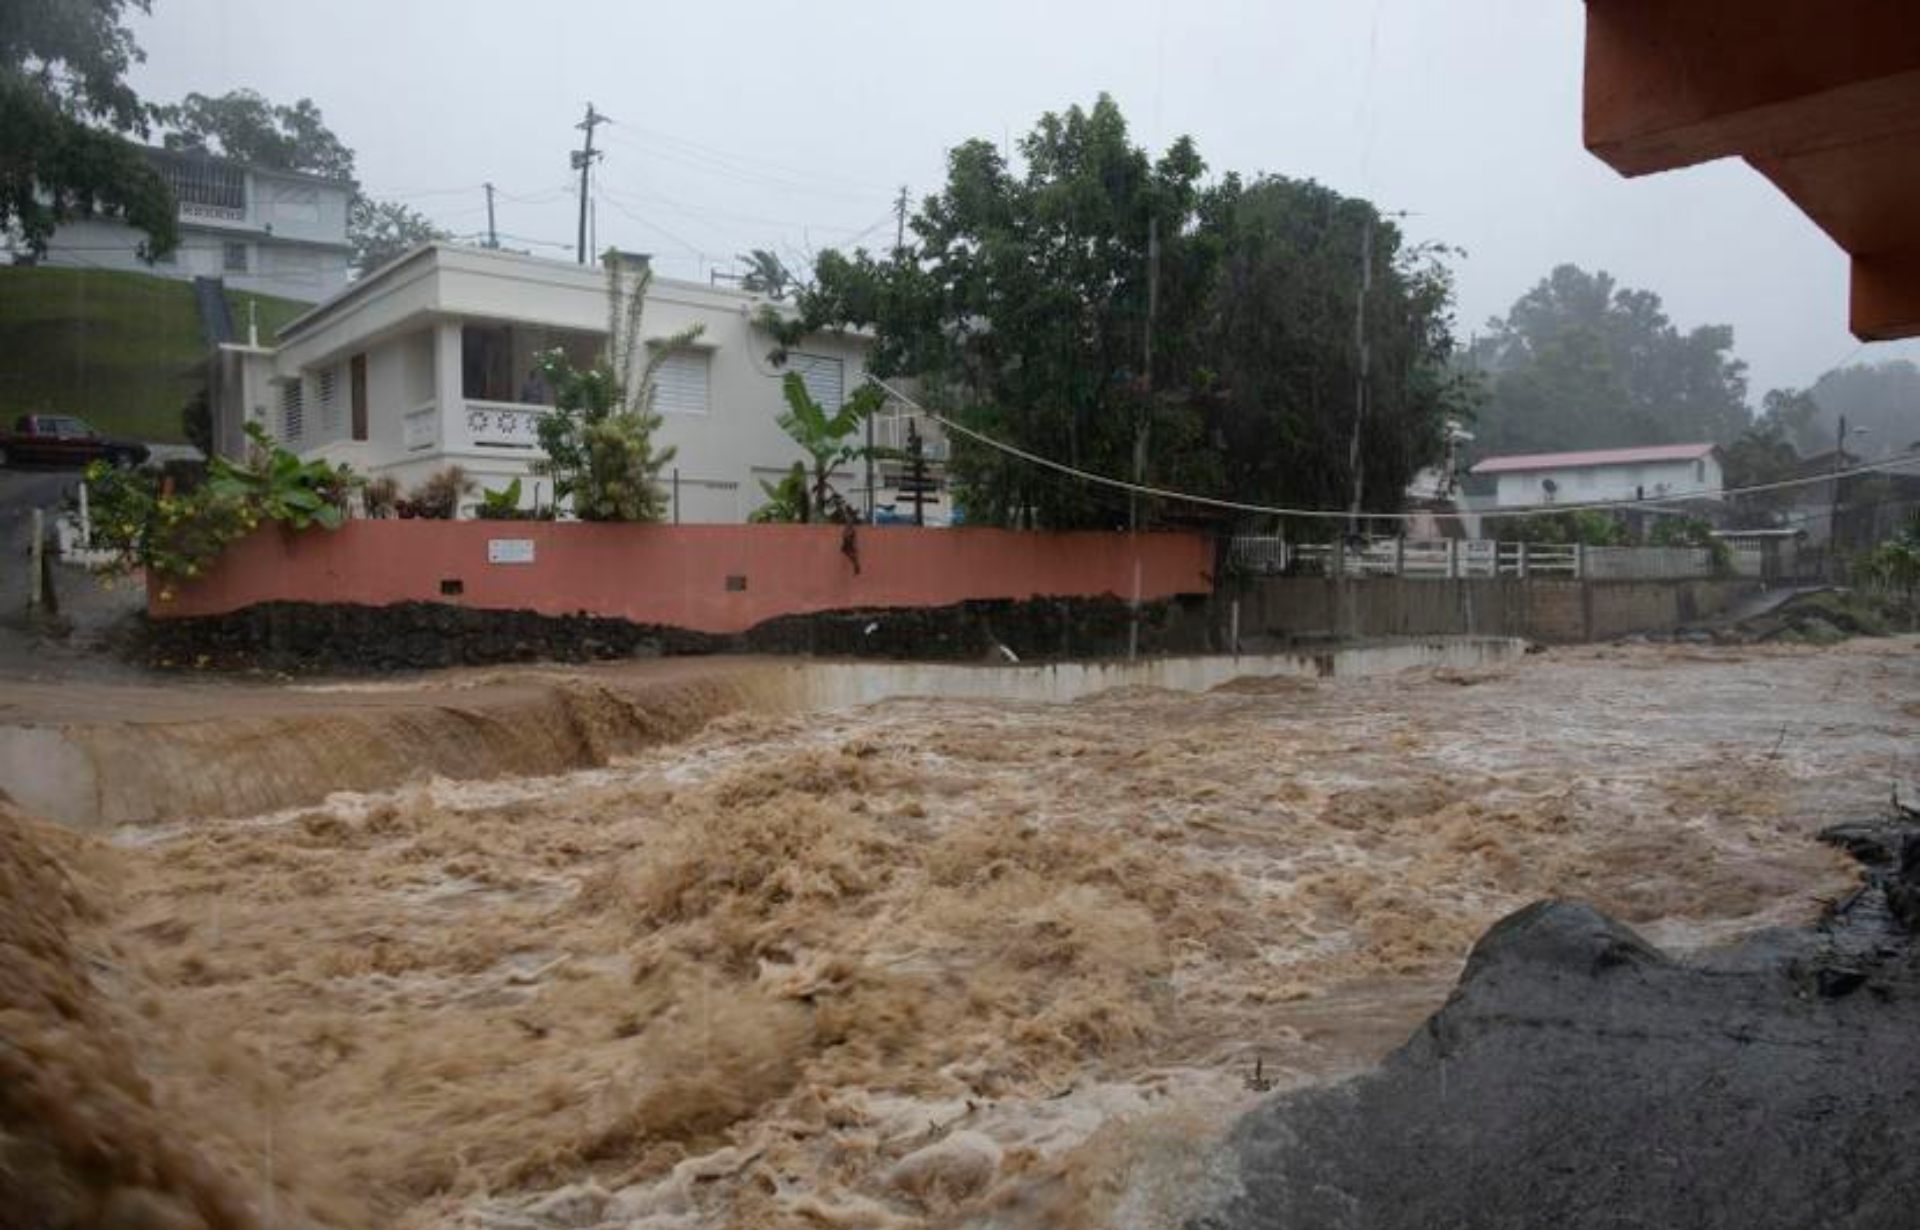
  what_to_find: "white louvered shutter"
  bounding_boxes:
[654,349,710,415]
[788,353,844,410]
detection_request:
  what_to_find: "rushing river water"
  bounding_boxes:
[6,639,1916,1229]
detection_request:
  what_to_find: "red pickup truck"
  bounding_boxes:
[0,414,150,469]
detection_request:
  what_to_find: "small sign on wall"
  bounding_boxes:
[487,538,536,565]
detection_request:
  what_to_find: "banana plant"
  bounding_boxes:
[206,422,361,530]
[775,373,894,523]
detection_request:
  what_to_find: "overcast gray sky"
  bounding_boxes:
[129,0,1919,402]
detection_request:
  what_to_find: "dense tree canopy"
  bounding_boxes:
[787,95,1471,530]
[156,88,355,179]
[1806,360,1920,459]
[348,198,446,275]
[1468,265,1750,456]
[1,0,176,258]
[155,86,445,275]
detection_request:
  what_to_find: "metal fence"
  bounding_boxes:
[1229,536,1722,581]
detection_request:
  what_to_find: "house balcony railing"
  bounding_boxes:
[178,201,247,224]
[465,399,551,450]
[402,400,438,452]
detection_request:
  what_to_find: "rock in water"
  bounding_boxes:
[1196,824,1920,1230]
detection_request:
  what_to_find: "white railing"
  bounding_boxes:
[871,411,951,461]
[465,400,551,450]
[1230,537,1724,582]
[402,400,438,452]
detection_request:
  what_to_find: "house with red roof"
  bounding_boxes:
[1469,443,1723,511]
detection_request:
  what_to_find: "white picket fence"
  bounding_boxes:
[1230,537,1720,581]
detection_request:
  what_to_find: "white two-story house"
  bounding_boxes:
[41,146,354,303]
[1470,443,1724,509]
[208,243,908,522]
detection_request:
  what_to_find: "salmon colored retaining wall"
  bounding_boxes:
[151,522,1216,635]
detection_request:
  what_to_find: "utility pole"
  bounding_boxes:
[866,186,911,522]
[1128,215,1160,663]
[1828,414,1869,581]
[1347,211,1374,540]
[901,421,935,527]
[572,103,609,265]
[483,182,498,249]
[1830,414,1846,581]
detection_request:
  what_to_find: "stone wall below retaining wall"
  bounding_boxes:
[1230,577,1760,645]
[141,594,1220,674]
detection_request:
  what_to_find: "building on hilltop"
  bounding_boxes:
[38,146,354,304]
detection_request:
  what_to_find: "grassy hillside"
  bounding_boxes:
[0,267,308,444]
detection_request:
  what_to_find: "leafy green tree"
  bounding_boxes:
[1754,387,1822,456]
[1859,514,1920,626]
[155,89,355,178]
[533,257,695,521]
[1200,174,1475,524]
[1807,360,1920,459]
[1,0,177,259]
[772,373,889,523]
[349,197,448,274]
[786,96,1468,530]
[1720,414,1803,527]
[1469,265,1751,454]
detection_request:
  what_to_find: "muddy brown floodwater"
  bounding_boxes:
[5,640,1917,1229]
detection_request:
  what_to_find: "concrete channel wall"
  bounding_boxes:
[1,639,1526,828]
[1231,576,1761,644]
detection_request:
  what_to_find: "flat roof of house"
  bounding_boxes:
[1470,443,1719,475]
[275,241,846,347]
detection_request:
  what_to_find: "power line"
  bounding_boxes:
[597,191,705,259]
[863,374,1920,523]
[601,128,880,202]
[602,124,892,195]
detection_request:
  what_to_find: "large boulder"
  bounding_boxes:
[1197,819,1920,1230]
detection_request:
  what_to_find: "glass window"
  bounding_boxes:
[224,242,249,273]
[462,325,513,401]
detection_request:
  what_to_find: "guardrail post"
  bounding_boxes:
[1517,540,1529,579]
[1393,536,1406,577]
[1444,538,1457,579]
[1573,542,1585,579]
